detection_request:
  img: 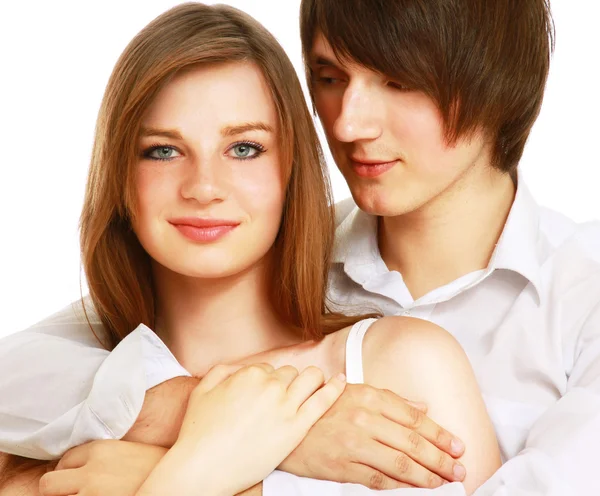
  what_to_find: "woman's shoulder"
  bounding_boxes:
[18,296,109,349]
[320,316,461,380]
[362,316,466,381]
[365,315,461,349]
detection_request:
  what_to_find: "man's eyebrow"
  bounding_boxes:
[140,127,183,140]
[221,122,274,137]
[312,55,339,68]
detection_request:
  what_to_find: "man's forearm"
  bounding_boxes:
[0,453,50,496]
[123,377,200,448]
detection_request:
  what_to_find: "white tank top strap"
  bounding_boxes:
[344,318,379,384]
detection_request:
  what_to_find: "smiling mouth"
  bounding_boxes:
[169,218,240,243]
[349,159,398,178]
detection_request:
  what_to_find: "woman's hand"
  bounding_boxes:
[38,440,166,496]
[137,363,346,496]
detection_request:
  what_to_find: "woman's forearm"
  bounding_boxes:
[135,443,237,496]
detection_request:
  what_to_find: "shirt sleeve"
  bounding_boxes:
[465,299,600,496]
[0,323,189,460]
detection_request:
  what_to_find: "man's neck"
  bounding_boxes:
[152,258,300,377]
[379,166,516,301]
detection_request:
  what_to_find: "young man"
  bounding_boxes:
[279,0,600,494]
[1,0,599,495]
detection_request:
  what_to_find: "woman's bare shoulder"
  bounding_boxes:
[361,317,502,494]
[363,316,464,369]
[361,315,479,411]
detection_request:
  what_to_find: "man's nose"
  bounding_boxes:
[333,82,383,143]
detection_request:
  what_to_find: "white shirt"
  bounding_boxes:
[1,176,599,495]
[0,300,189,459]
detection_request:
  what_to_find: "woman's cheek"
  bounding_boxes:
[236,161,285,218]
[136,166,174,209]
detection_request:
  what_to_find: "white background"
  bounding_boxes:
[0,1,598,338]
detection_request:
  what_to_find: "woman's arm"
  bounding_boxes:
[0,447,263,496]
[19,365,342,496]
[135,364,345,496]
[363,317,502,495]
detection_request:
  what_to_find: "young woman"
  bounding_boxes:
[0,3,501,495]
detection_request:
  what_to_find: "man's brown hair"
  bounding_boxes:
[300,0,555,173]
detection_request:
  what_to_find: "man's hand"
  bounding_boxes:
[279,383,466,490]
[36,438,262,496]
[38,440,167,496]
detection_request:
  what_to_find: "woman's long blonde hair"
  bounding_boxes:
[1,2,369,487]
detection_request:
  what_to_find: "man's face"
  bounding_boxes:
[309,33,492,217]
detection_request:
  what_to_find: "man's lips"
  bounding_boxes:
[349,158,398,178]
[168,218,240,242]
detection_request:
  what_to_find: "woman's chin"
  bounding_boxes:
[157,260,259,281]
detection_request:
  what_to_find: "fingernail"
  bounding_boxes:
[451,438,464,455]
[336,373,347,382]
[453,463,466,481]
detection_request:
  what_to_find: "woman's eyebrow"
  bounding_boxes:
[221,122,274,137]
[139,123,274,140]
[140,127,183,140]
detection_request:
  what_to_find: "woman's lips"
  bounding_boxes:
[169,218,240,243]
[349,159,397,178]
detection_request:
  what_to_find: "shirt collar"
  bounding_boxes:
[488,171,543,299]
[333,169,543,301]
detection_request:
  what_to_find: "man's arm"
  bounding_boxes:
[261,298,600,496]
[0,450,263,496]
[0,321,189,459]
[466,299,600,495]
[0,471,42,496]
[123,376,198,448]
[0,453,46,496]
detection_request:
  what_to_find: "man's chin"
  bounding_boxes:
[351,192,413,218]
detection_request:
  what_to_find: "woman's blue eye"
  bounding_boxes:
[145,146,180,161]
[233,144,254,158]
[228,142,265,160]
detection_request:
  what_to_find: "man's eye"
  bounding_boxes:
[387,81,410,91]
[312,69,346,86]
[318,77,340,84]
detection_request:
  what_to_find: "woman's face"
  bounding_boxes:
[133,62,285,279]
